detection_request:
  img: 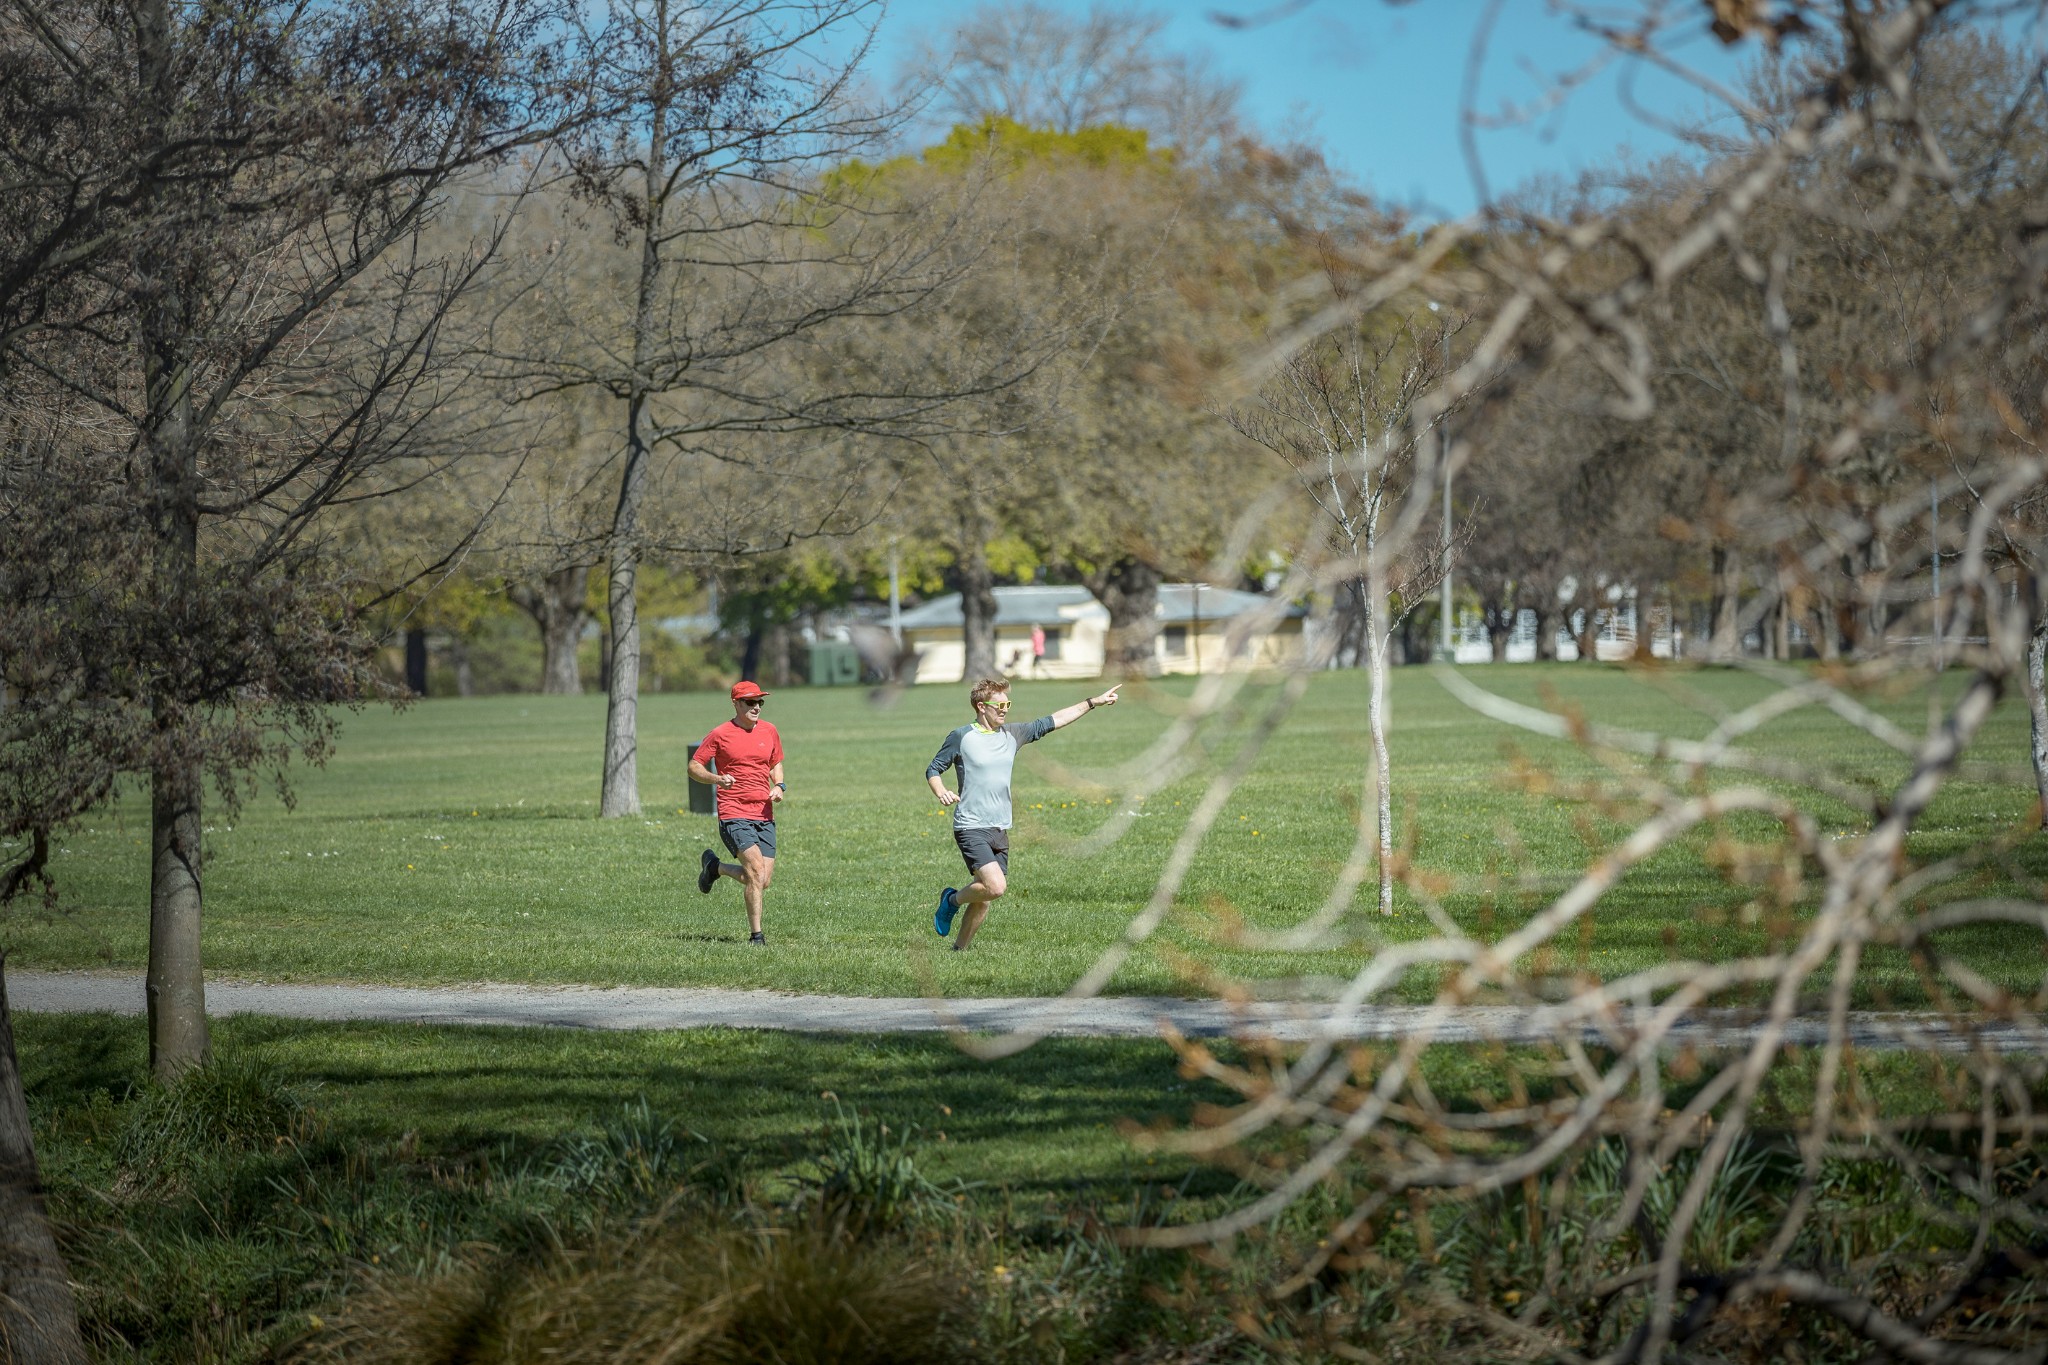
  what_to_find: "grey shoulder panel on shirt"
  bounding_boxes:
[1007,716,1055,745]
[925,724,972,777]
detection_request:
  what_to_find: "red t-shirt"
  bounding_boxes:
[694,719,783,821]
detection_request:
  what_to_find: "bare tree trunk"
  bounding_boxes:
[1863,535,1891,650]
[1533,602,1559,661]
[1335,578,1370,667]
[1575,606,1605,663]
[1816,593,1842,659]
[403,628,429,696]
[739,626,763,683]
[1482,597,1513,662]
[2028,608,2048,829]
[138,0,209,1079]
[601,545,643,817]
[0,963,85,1363]
[1364,563,1394,915]
[1630,589,1657,663]
[1369,626,1394,914]
[510,564,591,694]
[599,84,672,818]
[450,636,474,698]
[1836,553,1862,657]
[148,744,208,1077]
[1711,545,1741,656]
[1772,576,1791,659]
[1083,556,1161,677]
[957,539,998,681]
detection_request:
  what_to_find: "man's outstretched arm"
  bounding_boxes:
[1048,685,1120,732]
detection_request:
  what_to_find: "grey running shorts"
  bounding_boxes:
[719,818,777,860]
[953,825,1008,875]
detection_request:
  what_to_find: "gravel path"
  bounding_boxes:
[6,970,2036,1052]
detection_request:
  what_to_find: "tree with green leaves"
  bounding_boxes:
[506,0,1040,815]
[1,0,579,1348]
[0,0,583,1072]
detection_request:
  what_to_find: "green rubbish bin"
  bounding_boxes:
[689,757,715,815]
[809,640,860,687]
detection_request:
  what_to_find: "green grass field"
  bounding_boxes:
[12,663,2045,1360]
[14,664,2045,1002]
[20,1011,1249,1361]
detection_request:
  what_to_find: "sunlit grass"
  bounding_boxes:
[14,664,2042,1004]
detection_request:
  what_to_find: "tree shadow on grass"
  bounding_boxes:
[15,1013,1236,1202]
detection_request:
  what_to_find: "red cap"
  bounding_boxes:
[731,680,770,701]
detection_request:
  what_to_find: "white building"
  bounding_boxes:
[896,584,1306,684]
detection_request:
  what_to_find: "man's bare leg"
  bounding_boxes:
[952,861,1005,951]
[721,848,773,935]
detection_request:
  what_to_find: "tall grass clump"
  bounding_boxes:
[536,1098,749,1214]
[306,1211,978,1365]
[795,1095,967,1236]
[113,1053,312,1186]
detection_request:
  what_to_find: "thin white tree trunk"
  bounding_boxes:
[1364,504,1394,915]
[1367,604,1394,915]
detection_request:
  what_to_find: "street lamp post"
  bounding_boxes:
[1429,302,1453,661]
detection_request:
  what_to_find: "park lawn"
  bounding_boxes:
[17,1012,1245,1361]
[18,1013,1234,1214]
[14,1009,2007,1361]
[12,664,2044,1004]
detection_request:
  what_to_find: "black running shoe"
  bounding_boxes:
[748,931,767,947]
[698,848,719,894]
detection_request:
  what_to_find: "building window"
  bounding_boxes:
[1042,628,1061,661]
[1164,625,1188,655]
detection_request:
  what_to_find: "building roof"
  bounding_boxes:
[896,583,1299,629]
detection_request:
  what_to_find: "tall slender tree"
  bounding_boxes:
[1229,312,1458,915]
[537,0,1025,816]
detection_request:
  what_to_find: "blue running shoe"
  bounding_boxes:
[934,887,958,937]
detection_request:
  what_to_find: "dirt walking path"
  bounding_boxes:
[6,970,2033,1052]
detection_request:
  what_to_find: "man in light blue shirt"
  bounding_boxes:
[926,675,1120,950]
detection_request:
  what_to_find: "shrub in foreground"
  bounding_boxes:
[304,1210,977,1365]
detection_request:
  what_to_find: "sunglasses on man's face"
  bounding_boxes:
[982,699,1010,713]
[740,698,765,708]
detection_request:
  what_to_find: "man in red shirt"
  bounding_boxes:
[688,680,786,946]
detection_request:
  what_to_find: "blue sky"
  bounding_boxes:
[860,0,1754,219]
